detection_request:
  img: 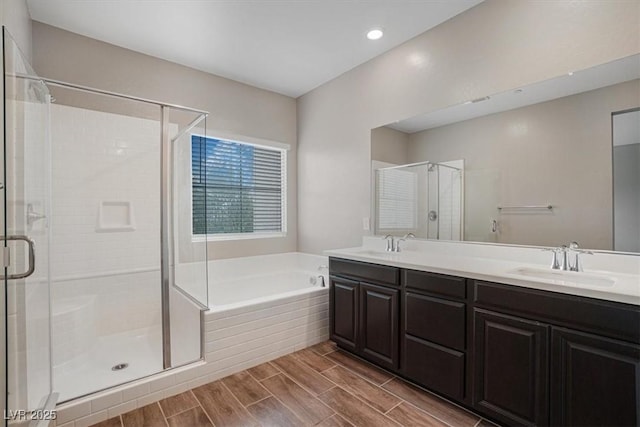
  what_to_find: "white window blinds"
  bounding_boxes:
[376,168,418,230]
[192,136,285,236]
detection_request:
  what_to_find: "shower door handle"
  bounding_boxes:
[0,235,36,280]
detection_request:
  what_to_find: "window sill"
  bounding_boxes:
[192,232,287,243]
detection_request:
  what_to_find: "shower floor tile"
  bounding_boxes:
[89,342,501,427]
[55,326,162,402]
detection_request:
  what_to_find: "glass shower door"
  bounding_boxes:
[2,28,56,424]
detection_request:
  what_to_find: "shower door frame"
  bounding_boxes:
[2,71,208,408]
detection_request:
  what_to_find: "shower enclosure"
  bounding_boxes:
[375,160,464,240]
[2,27,210,420]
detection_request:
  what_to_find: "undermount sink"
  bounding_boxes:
[352,249,394,257]
[509,267,616,287]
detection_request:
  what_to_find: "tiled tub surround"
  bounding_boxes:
[53,252,329,425]
[325,237,640,305]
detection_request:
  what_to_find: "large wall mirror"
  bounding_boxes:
[371,54,639,253]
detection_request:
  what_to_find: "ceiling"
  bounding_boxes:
[26,0,483,98]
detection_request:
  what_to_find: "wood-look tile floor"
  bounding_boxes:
[90,341,498,427]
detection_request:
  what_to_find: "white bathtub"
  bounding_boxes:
[201,252,330,379]
[207,252,329,310]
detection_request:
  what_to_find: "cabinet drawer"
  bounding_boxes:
[404,335,465,400]
[474,281,640,344]
[330,258,399,286]
[405,292,466,351]
[403,269,466,299]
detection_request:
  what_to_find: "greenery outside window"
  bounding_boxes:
[192,135,286,240]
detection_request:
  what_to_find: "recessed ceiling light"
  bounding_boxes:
[367,28,384,40]
[567,71,574,76]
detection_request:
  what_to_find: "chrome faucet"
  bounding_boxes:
[395,233,416,252]
[568,241,593,272]
[544,242,593,271]
[383,235,395,252]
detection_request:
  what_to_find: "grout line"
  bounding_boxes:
[161,401,200,420]
[323,385,402,426]
[325,353,394,390]
[384,400,404,415]
[245,394,273,408]
[255,370,281,383]
[118,414,123,427]
[153,402,170,427]
[380,376,395,387]
[270,356,339,397]
[219,379,261,425]
[474,419,482,427]
[250,383,309,425]
[189,389,217,427]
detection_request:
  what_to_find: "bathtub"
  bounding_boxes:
[201,252,330,380]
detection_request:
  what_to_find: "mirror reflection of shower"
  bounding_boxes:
[374,160,464,241]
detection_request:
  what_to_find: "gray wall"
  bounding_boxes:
[297,0,640,254]
[406,80,640,250]
[32,22,298,260]
[614,143,640,252]
[371,126,409,164]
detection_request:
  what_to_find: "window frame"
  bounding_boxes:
[190,133,288,242]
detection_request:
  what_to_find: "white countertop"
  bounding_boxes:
[324,245,640,306]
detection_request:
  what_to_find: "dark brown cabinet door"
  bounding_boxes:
[359,282,399,369]
[329,276,359,352]
[473,309,549,427]
[551,327,640,427]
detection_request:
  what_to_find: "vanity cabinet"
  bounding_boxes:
[473,309,549,426]
[402,270,468,401]
[472,280,640,427]
[329,258,400,370]
[359,283,399,368]
[551,327,640,427]
[328,257,640,427]
[329,276,359,352]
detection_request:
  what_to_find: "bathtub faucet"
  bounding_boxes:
[317,265,328,287]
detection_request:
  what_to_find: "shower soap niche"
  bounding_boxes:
[97,201,136,232]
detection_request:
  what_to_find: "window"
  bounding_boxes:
[192,135,286,239]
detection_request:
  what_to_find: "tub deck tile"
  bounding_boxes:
[89,341,489,427]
